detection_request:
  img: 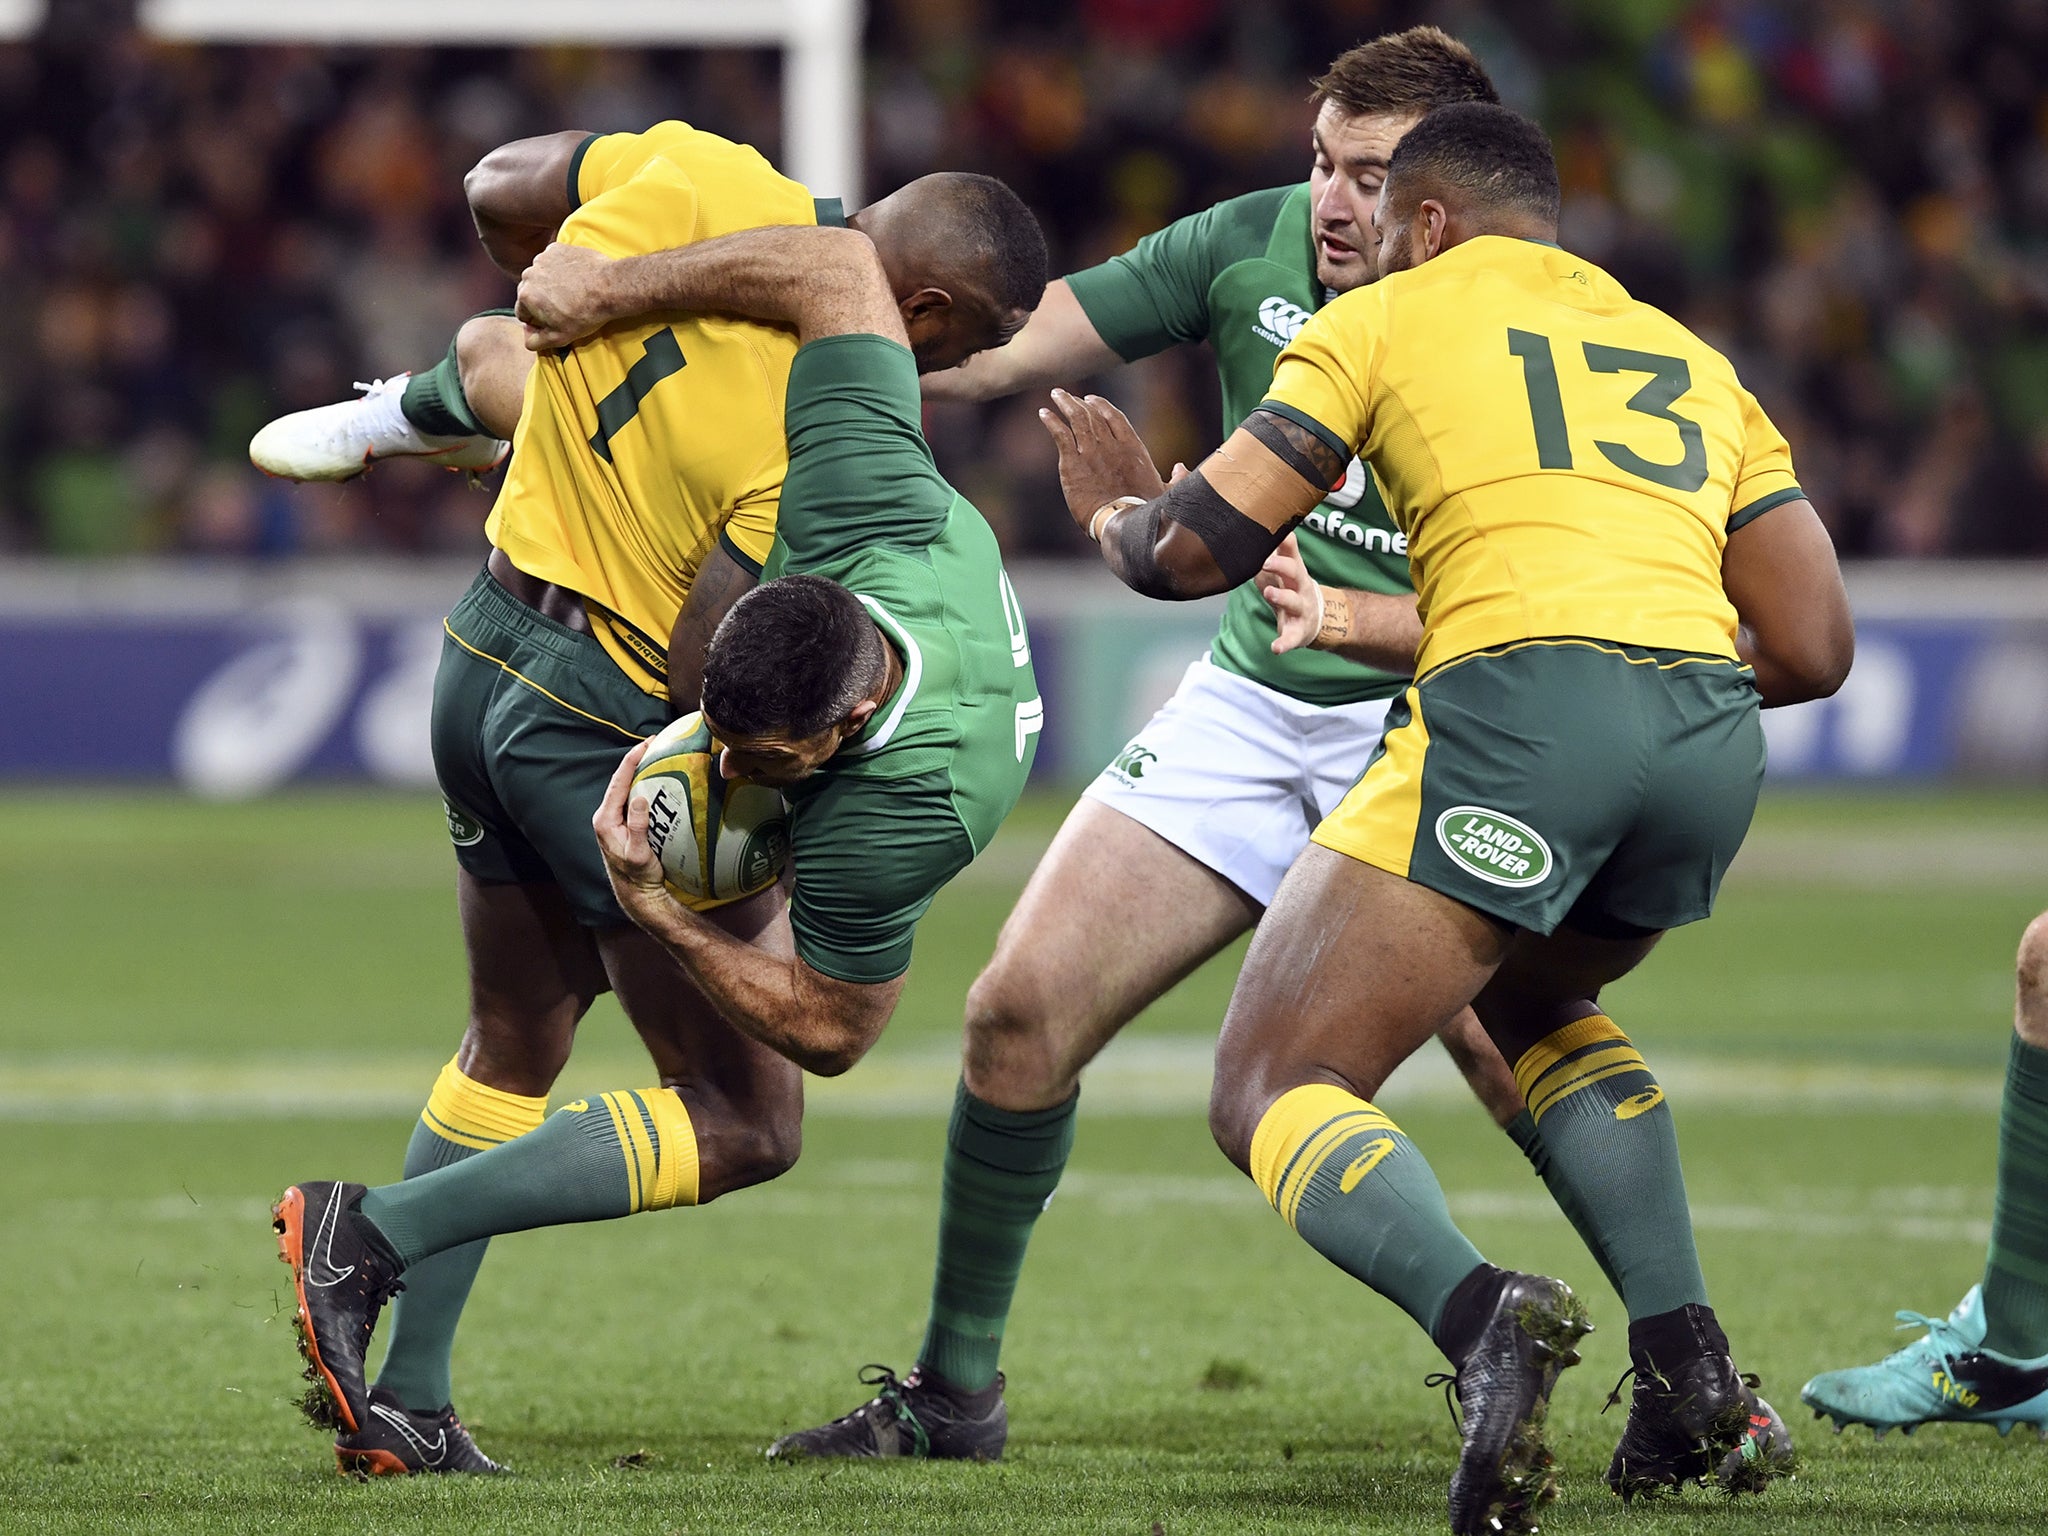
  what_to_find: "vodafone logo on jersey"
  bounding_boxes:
[1254,295,1313,348]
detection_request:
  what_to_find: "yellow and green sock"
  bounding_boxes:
[372,1059,545,1412]
[1511,1015,1706,1320]
[1250,1084,1491,1355]
[357,1085,699,1267]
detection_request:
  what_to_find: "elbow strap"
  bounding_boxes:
[1111,474,1292,596]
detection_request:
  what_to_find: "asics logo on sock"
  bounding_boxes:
[1338,1137,1397,1192]
[1615,1087,1665,1120]
[370,1403,448,1466]
[305,1193,355,1289]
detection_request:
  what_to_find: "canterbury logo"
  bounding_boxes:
[1338,1137,1398,1192]
[305,1194,355,1289]
[1255,295,1313,346]
[1615,1087,1665,1121]
[370,1402,448,1466]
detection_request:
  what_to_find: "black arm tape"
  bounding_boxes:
[1112,474,1291,598]
[1244,406,1348,491]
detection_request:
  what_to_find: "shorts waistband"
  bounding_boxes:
[1418,636,1751,685]
[453,564,604,668]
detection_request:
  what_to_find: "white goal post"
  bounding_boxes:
[138,0,865,205]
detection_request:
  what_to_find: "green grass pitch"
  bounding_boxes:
[2,786,2046,1534]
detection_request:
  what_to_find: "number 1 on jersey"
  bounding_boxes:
[590,328,688,464]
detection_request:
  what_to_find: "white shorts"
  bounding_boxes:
[1083,656,1396,907]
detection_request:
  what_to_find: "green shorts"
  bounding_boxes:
[1311,638,1765,935]
[432,569,667,927]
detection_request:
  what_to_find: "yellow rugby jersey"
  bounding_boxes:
[1261,236,1802,676]
[485,122,833,695]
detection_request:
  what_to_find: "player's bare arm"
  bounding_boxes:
[594,744,904,1076]
[464,130,592,279]
[664,545,757,715]
[921,280,1122,401]
[1041,392,1334,599]
[518,227,908,353]
[1721,497,1854,706]
[1257,532,1423,669]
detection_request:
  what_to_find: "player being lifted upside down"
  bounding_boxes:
[252,123,1044,1474]
[1041,102,1853,1532]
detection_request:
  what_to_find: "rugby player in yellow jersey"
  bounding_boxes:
[252,123,1046,1476]
[1040,103,1853,1533]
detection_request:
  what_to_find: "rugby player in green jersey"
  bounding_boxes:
[768,28,1591,1462]
[271,222,1044,1454]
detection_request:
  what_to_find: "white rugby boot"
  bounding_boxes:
[249,376,509,483]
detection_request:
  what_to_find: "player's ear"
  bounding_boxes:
[1420,199,1451,262]
[899,287,953,324]
[843,698,880,736]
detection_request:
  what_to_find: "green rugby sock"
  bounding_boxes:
[1982,1035,2048,1358]
[398,309,513,437]
[916,1081,1078,1392]
[1505,1109,1624,1297]
[372,1061,544,1412]
[1252,1085,1490,1352]
[1513,1016,1707,1320]
[358,1088,698,1266]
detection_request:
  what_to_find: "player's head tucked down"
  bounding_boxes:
[701,575,892,784]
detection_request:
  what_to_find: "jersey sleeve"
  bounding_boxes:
[776,334,954,566]
[561,157,700,259]
[785,770,975,984]
[1726,387,1805,532]
[570,122,702,207]
[1258,296,1382,464]
[1065,204,1233,360]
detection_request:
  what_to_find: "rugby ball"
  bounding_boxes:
[629,711,790,911]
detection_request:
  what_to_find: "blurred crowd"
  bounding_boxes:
[1,0,2044,560]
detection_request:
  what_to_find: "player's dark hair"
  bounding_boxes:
[1385,101,1560,227]
[917,171,1050,315]
[1313,26,1499,119]
[702,575,888,741]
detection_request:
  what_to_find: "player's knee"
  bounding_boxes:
[715,1113,803,1196]
[962,964,1069,1099]
[2016,911,2048,1045]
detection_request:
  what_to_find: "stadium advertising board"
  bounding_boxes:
[1,562,2042,793]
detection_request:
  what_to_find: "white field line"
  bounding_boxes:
[70,1175,1990,1247]
[0,1036,2002,1122]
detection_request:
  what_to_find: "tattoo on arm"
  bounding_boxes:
[1105,472,1296,599]
[1244,408,1348,491]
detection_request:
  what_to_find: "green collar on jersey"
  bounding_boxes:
[814,197,847,228]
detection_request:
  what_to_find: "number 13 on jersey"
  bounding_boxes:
[1507,328,1709,493]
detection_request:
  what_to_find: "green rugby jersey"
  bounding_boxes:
[1066,183,1410,706]
[761,334,1041,984]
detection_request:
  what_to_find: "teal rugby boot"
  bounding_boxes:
[1800,1286,2048,1438]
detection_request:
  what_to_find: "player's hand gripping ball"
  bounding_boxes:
[629,712,790,911]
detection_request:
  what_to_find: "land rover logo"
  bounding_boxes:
[444,801,485,848]
[1434,806,1552,887]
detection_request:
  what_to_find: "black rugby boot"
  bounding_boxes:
[767,1365,1007,1461]
[1439,1271,1593,1536]
[1606,1304,1795,1501]
[272,1181,405,1435]
[334,1386,507,1476]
